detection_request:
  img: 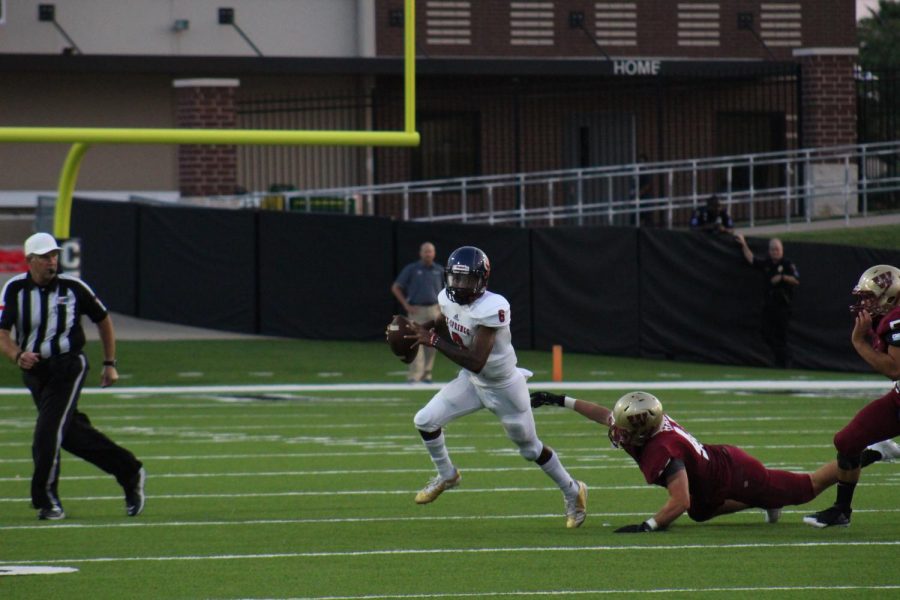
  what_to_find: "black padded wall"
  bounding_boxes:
[638,230,772,366]
[779,240,900,371]
[69,198,900,372]
[532,227,640,355]
[70,198,139,315]
[258,211,395,340]
[138,204,258,333]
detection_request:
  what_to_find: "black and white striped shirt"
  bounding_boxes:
[0,273,108,358]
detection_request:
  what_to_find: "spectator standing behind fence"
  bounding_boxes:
[391,242,444,383]
[736,235,800,368]
[690,195,734,235]
[630,154,655,227]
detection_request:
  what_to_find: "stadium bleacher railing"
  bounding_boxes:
[235,140,900,229]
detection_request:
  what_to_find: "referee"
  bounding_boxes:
[0,232,145,520]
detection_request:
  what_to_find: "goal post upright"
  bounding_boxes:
[404,0,416,135]
[54,142,90,239]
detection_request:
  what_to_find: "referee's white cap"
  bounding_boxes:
[24,232,62,257]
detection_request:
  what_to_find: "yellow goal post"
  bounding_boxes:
[0,0,420,239]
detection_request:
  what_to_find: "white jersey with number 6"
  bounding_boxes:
[438,288,517,384]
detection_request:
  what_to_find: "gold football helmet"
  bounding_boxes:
[850,265,900,316]
[608,391,664,448]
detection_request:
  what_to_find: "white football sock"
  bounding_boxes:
[423,432,456,480]
[539,451,578,499]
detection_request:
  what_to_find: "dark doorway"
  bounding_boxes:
[563,111,635,218]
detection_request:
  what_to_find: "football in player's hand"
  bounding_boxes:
[385,315,419,364]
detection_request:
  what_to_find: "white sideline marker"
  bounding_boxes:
[0,566,78,576]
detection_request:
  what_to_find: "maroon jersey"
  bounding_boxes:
[624,415,814,520]
[624,415,731,503]
[871,306,900,356]
[833,306,900,455]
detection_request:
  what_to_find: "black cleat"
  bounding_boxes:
[803,505,851,528]
[860,449,882,468]
[38,506,66,521]
[124,467,146,517]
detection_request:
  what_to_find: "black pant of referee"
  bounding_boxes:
[25,353,143,517]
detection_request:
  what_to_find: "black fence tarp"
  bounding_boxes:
[638,230,773,366]
[258,211,395,340]
[71,199,900,373]
[639,232,900,371]
[138,204,258,333]
[780,240,900,372]
[394,221,532,348]
[70,198,139,316]
[531,227,640,356]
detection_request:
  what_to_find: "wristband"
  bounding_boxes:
[426,332,439,348]
[644,518,658,531]
[103,360,117,368]
[563,396,577,410]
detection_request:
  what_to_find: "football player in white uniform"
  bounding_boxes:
[405,246,587,528]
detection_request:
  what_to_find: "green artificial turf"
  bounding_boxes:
[0,345,897,599]
[0,338,878,389]
[779,224,900,250]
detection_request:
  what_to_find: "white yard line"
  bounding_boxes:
[0,464,638,482]
[0,458,877,482]
[0,415,857,433]
[0,443,841,465]
[0,432,846,448]
[4,507,900,533]
[0,443,846,464]
[2,540,900,566]
[0,379,890,396]
[237,584,900,599]
[233,584,900,600]
[2,480,898,503]
[0,486,647,502]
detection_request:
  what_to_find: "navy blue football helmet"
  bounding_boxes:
[445,246,490,305]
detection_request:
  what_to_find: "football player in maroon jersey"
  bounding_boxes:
[803,265,900,528]
[531,390,893,532]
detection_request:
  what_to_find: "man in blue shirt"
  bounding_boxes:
[391,242,444,383]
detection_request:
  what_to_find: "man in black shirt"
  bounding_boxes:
[0,233,144,520]
[690,195,734,235]
[737,235,800,367]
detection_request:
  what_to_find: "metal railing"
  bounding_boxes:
[231,140,900,228]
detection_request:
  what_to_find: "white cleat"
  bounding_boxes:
[415,470,461,504]
[565,481,588,529]
[764,507,782,524]
[867,439,900,462]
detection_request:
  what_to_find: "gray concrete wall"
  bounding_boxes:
[0,72,363,201]
[0,0,370,57]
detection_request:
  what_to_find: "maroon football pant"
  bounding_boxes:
[688,446,814,521]
[833,387,900,456]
